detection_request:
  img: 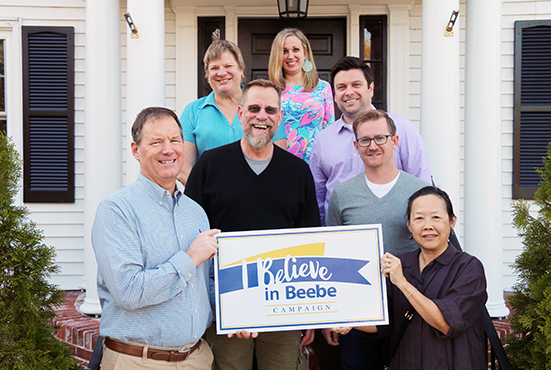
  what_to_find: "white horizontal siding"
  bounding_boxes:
[0,0,86,290]
[408,4,422,125]
[499,0,551,290]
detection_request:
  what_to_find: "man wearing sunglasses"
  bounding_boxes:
[185,79,320,370]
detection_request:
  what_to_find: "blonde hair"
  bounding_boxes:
[203,40,245,80]
[268,28,318,92]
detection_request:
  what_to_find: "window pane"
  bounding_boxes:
[370,62,384,109]
[364,28,371,61]
[0,118,6,135]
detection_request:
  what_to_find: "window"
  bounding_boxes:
[22,26,74,203]
[197,17,225,98]
[360,15,387,111]
[0,39,5,134]
[513,20,551,199]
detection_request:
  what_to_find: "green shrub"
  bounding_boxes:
[506,143,551,370]
[0,133,77,369]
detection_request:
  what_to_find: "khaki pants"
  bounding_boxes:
[204,324,307,370]
[101,338,213,370]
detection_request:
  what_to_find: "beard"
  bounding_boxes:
[242,118,275,149]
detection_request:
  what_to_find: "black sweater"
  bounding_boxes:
[185,141,321,232]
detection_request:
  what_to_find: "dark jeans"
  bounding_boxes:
[309,329,341,370]
[340,329,390,370]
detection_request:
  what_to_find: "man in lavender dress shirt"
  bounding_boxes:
[309,56,431,227]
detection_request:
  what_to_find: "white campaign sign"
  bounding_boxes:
[214,224,389,334]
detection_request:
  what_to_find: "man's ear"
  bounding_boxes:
[353,139,360,155]
[237,105,244,122]
[131,141,140,162]
[391,134,399,150]
[277,108,284,126]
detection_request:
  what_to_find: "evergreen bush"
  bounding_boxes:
[506,143,551,370]
[0,132,77,369]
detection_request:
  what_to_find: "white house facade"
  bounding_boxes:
[1,0,550,317]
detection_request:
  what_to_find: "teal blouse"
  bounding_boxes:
[181,91,286,157]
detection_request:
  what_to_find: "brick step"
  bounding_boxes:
[53,291,513,369]
[53,291,100,368]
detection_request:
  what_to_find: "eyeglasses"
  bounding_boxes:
[356,135,393,147]
[244,105,279,116]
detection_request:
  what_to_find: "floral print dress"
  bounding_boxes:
[281,79,335,162]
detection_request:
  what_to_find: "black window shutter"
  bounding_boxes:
[513,21,551,199]
[22,26,74,203]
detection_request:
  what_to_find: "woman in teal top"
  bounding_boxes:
[179,40,245,185]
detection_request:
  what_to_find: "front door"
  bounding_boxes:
[238,18,346,89]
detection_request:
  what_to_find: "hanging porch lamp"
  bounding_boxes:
[278,0,309,18]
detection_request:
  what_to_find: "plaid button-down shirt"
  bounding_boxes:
[92,174,213,347]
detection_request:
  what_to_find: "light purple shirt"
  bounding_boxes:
[309,112,431,225]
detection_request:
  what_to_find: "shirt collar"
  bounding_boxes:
[198,86,244,110]
[336,105,379,133]
[402,242,459,270]
[198,91,217,109]
[137,173,182,204]
[335,117,353,134]
[432,243,460,266]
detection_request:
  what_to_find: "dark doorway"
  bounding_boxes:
[238,18,346,117]
[197,17,347,117]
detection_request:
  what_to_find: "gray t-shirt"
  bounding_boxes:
[244,154,272,175]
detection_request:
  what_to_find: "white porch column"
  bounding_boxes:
[387,4,412,117]
[174,6,197,113]
[464,0,508,317]
[81,0,122,315]
[225,6,238,44]
[125,0,166,184]
[348,5,361,57]
[419,0,461,234]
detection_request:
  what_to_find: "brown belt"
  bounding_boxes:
[105,337,200,362]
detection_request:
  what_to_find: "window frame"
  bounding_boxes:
[513,20,551,200]
[197,17,225,99]
[360,15,388,112]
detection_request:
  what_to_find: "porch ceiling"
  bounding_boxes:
[168,0,417,8]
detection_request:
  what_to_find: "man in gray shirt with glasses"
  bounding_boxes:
[325,109,429,370]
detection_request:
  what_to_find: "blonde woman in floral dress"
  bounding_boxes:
[269,28,334,162]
